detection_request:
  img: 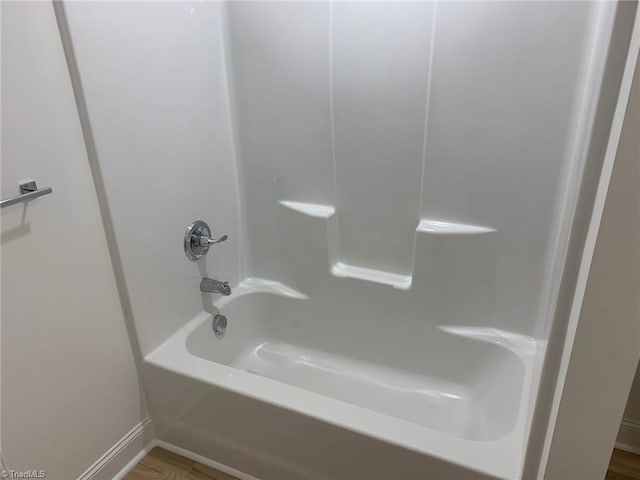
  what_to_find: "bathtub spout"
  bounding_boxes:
[200,278,231,296]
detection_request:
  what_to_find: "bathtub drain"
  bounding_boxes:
[212,314,227,338]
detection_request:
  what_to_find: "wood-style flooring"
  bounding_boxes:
[125,446,640,480]
[123,447,238,480]
[607,449,640,480]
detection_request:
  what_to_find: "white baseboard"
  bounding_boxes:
[82,418,256,480]
[616,418,640,455]
[78,417,153,480]
[111,446,151,480]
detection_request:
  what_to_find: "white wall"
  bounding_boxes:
[57,6,258,471]
[59,0,607,349]
[225,0,598,337]
[614,52,640,453]
[1,2,148,478]
[543,44,640,479]
[59,1,242,357]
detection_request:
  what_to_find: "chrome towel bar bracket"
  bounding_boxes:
[1,179,53,209]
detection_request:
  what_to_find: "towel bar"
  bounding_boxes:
[1,180,53,209]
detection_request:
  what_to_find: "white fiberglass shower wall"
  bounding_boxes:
[58,1,636,479]
[226,1,590,334]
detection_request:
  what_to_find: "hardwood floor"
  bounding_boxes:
[124,447,238,480]
[607,449,640,480]
[126,447,640,479]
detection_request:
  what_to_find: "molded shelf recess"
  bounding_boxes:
[278,200,496,290]
[278,200,335,218]
[331,262,412,290]
[417,219,495,235]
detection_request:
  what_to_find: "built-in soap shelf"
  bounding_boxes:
[331,262,413,290]
[416,219,496,235]
[278,200,335,219]
[278,200,496,290]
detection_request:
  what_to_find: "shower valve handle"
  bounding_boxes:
[197,234,228,247]
[184,220,228,261]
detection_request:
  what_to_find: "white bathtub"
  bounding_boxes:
[145,278,541,479]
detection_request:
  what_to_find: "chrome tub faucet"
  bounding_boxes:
[200,278,231,296]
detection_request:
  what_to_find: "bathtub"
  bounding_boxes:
[145,278,541,479]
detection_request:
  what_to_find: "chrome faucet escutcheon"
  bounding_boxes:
[184,220,228,261]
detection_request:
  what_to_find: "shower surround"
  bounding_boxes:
[59,1,632,478]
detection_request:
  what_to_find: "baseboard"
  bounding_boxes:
[616,417,640,455]
[77,417,153,480]
[79,418,257,480]
[152,439,258,480]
